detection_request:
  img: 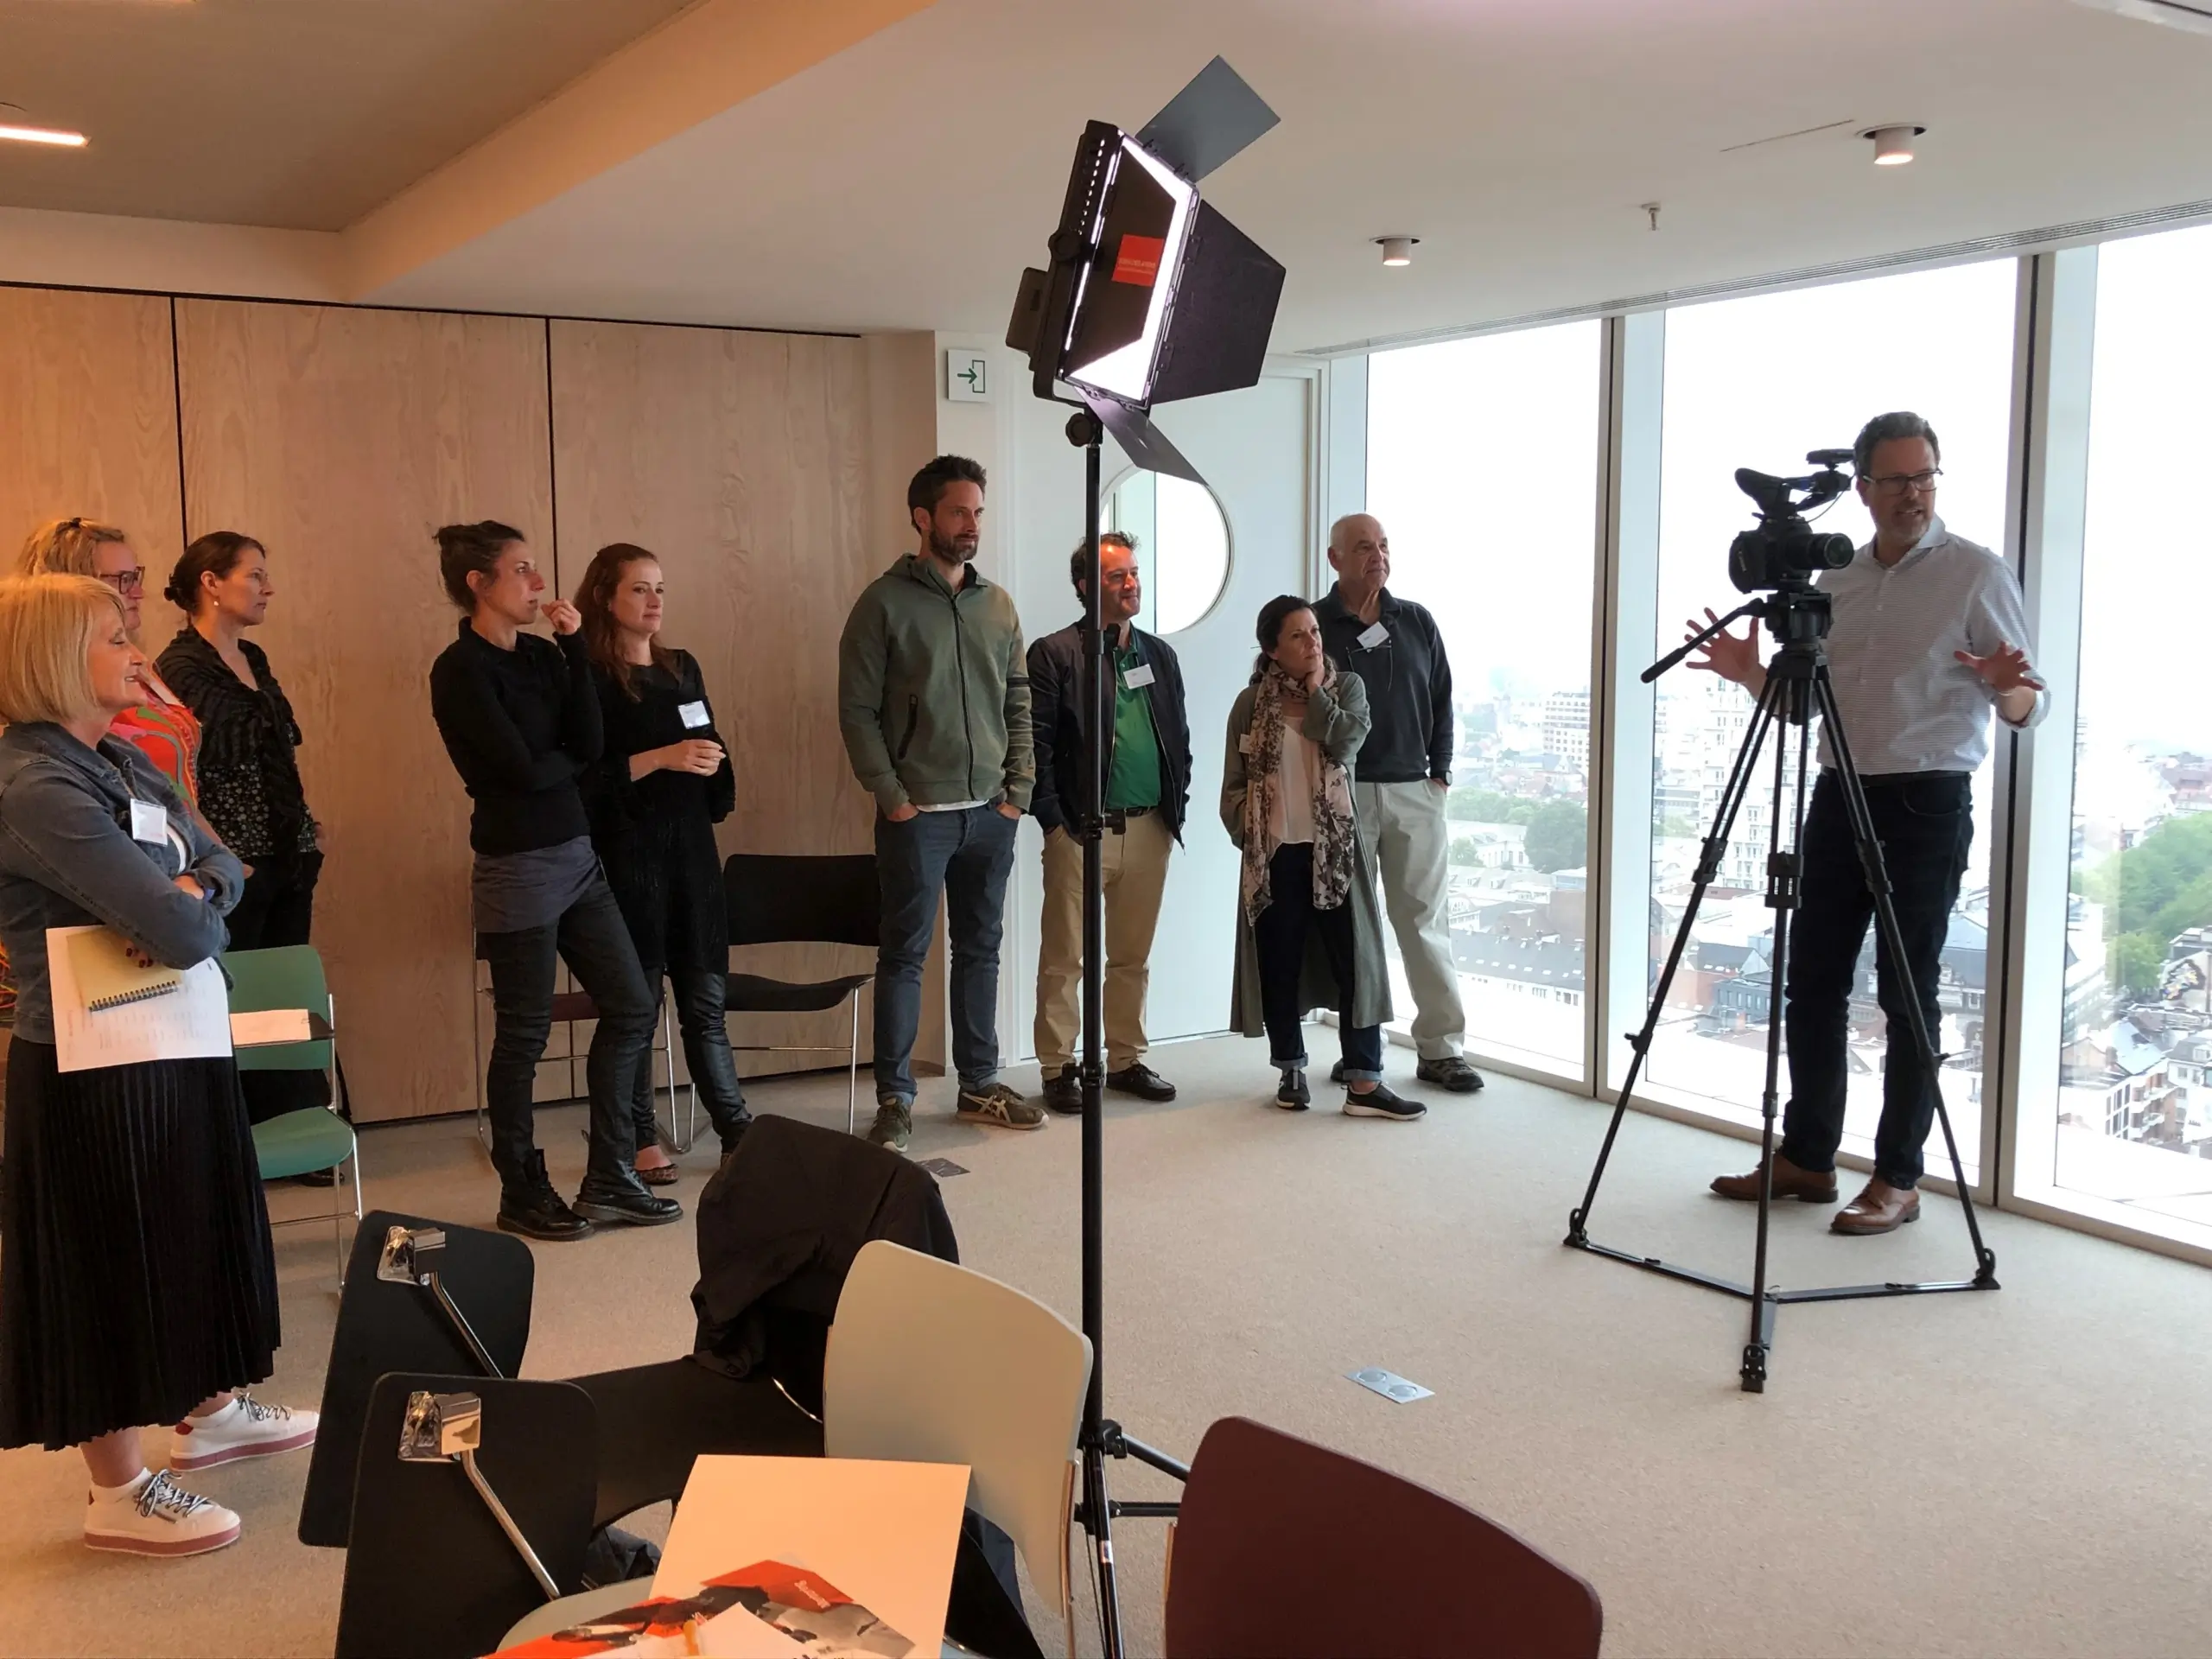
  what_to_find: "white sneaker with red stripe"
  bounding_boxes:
[84,1470,241,1557]
[168,1392,319,1471]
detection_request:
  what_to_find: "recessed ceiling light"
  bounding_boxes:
[1374,236,1420,267]
[1859,124,1925,166]
[0,123,87,148]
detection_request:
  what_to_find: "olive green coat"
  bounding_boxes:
[1219,673,1395,1040]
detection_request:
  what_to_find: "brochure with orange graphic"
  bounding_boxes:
[493,1560,915,1658]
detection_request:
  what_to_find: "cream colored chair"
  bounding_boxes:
[826,1239,1094,1657]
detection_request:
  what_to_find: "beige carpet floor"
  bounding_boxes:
[4,1033,2210,1658]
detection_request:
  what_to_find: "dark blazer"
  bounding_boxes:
[1027,619,1192,842]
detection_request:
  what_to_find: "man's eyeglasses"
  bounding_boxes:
[1866,468,1942,497]
[97,568,146,594]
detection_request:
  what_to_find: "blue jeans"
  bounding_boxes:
[873,806,1020,1103]
[1780,771,1974,1190]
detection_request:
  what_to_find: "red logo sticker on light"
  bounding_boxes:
[1111,234,1166,287]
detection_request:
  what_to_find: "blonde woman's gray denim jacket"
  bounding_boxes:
[0,721,243,1043]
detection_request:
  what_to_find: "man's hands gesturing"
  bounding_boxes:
[1686,609,1764,690]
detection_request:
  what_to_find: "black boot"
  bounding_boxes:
[716,1108,754,1160]
[498,1151,594,1242]
[574,1165,683,1227]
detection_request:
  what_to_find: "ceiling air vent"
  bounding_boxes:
[2072,0,2212,36]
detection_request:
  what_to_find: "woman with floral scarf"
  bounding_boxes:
[1220,595,1421,1121]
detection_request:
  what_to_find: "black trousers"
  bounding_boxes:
[479,877,656,1199]
[1780,771,1974,1189]
[1253,843,1384,1077]
[226,849,331,1125]
[630,961,751,1156]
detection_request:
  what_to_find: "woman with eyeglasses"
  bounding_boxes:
[156,531,327,1126]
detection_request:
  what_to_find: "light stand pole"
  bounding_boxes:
[1062,409,1188,1659]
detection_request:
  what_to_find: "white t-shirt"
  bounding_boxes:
[1270,715,1320,846]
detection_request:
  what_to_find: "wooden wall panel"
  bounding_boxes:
[0,288,184,587]
[548,320,935,1076]
[177,300,553,1122]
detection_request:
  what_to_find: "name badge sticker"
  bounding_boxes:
[1237,733,1254,754]
[678,700,711,729]
[129,798,168,845]
[1123,664,1157,689]
[1357,621,1390,650]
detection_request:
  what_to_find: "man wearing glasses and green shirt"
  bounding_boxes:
[1688,410,2046,1236]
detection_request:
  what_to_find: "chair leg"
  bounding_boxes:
[658,991,697,1156]
[847,995,861,1136]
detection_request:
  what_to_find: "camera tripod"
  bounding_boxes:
[1566,583,1999,1391]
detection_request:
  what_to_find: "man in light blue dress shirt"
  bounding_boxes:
[1688,411,2046,1235]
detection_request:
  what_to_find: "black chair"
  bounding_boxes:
[299,1211,533,1547]
[569,1357,824,1530]
[722,852,880,1133]
[334,1373,596,1659]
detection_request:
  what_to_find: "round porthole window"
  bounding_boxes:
[1103,469,1231,635]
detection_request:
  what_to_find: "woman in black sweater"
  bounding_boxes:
[575,543,753,1177]
[427,521,679,1241]
[156,531,327,1124]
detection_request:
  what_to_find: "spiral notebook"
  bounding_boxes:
[67,926,184,1010]
[47,925,234,1073]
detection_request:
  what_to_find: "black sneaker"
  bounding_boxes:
[1328,1058,1349,1084]
[1040,1068,1084,1115]
[573,1170,684,1227]
[1415,1056,1485,1092]
[1344,1082,1426,1122]
[866,1096,912,1153]
[1105,1062,1177,1101]
[1275,1068,1310,1111]
[498,1183,594,1242]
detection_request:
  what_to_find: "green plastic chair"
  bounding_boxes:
[225,944,360,1280]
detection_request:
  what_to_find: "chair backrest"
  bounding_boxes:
[1163,1417,1603,1659]
[298,1211,535,1548]
[334,1372,596,1659]
[823,1241,1091,1624]
[222,943,332,1073]
[724,852,880,949]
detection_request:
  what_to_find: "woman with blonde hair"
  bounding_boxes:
[0,574,315,1559]
[16,517,200,798]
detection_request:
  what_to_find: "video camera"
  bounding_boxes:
[1727,449,1858,592]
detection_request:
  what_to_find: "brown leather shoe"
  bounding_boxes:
[1709,1154,1838,1204]
[1831,1179,1920,1235]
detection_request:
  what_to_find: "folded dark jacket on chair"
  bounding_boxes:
[689,1114,957,1403]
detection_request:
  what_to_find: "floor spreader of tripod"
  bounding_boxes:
[1565,574,1999,1393]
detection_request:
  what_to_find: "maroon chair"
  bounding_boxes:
[1164,1416,1603,1659]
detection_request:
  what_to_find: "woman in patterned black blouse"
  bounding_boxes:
[156,531,326,1124]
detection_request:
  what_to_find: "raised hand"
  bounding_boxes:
[540,598,582,636]
[1955,641,2044,695]
[1686,608,1761,686]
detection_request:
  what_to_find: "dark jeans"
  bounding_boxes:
[874,805,1020,1103]
[630,962,751,1154]
[1781,771,1974,1189]
[480,876,656,1199]
[227,849,330,1125]
[1254,843,1383,1080]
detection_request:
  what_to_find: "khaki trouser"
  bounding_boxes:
[1354,779,1466,1060]
[1034,810,1174,1072]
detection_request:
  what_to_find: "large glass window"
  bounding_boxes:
[2039,225,2212,1242]
[1643,262,2018,1178]
[1366,321,1604,1077]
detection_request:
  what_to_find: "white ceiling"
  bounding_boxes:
[41,0,2212,353]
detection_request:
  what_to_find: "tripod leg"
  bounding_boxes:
[1570,673,1792,1244]
[1743,675,1815,1392]
[1812,672,1999,1287]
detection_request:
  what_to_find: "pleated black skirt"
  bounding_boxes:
[0,1038,280,1451]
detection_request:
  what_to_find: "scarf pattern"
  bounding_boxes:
[1241,659,1357,924]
